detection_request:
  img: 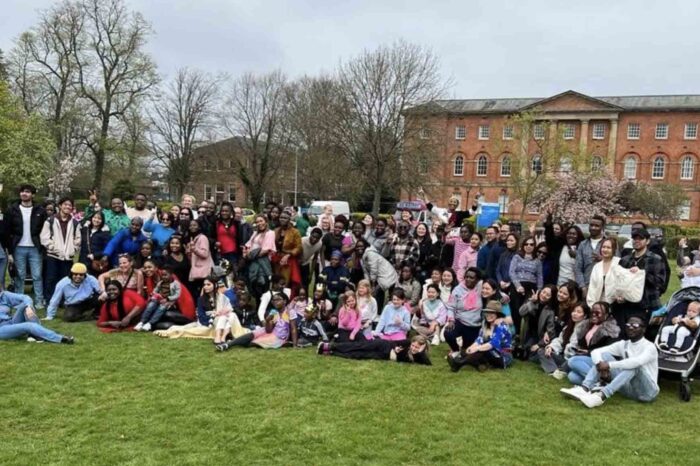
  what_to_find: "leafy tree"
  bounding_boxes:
[619,182,688,223]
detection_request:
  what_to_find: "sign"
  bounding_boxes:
[477,202,501,229]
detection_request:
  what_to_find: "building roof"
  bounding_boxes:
[410,91,700,115]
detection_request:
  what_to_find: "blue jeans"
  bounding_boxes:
[583,352,659,402]
[567,355,593,385]
[0,306,63,343]
[140,300,169,325]
[13,246,44,305]
[0,246,7,290]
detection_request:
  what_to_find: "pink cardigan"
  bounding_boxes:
[189,233,214,280]
[456,245,479,284]
[338,306,362,340]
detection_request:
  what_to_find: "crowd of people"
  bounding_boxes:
[0,183,696,409]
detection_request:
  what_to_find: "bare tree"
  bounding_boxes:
[334,41,449,214]
[148,67,218,198]
[219,70,291,210]
[74,0,158,190]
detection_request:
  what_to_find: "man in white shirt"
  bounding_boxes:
[561,316,659,407]
[125,193,154,222]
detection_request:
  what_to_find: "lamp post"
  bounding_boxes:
[293,152,298,207]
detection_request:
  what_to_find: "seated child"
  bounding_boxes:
[297,303,329,347]
[257,275,291,321]
[319,250,350,305]
[336,291,362,342]
[135,267,180,332]
[659,301,700,352]
[413,284,447,346]
[234,291,261,331]
[374,289,412,341]
[213,279,234,344]
[680,252,700,288]
[287,287,309,325]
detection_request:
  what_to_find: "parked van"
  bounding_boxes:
[307,200,351,218]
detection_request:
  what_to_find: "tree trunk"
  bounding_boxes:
[372,184,382,216]
[92,116,110,190]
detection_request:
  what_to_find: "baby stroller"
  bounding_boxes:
[654,286,700,401]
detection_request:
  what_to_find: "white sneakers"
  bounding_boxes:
[560,386,606,408]
[431,334,440,346]
[560,386,587,400]
[142,322,152,332]
[134,322,144,331]
[550,369,567,380]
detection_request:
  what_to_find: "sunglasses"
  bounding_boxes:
[537,251,547,256]
[524,243,535,246]
[625,323,643,329]
[72,273,86,277]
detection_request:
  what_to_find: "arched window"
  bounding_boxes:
[591,156,603,172]
[624,156,637,179]
[531,155,543,174]
[500,155,511,177]
[453,155,464,176]
[652,155,665,179]
[559,156,572,173]
[681,155,695,180]
[476,154,488,177]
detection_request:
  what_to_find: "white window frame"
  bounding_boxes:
[681,155,695,180]
[655,123,668,140]
[453,155,464,176]
[559,156,573,173]
[228,184,236,202]
[533,123,545,140]
[651,156,665,179]
[563,123,575,140]
[591,156,603,171]
[592,123,606,140]
[679,200,691,220]
[455,125,466,140]
[478,125,490,140]
[204,184,212,201]
[476,154,488,177]
[627,123,640,140]
[623,157,637,179]
[500,155,511,177]
[685,123,698,140]
[502,125,514,140]
[531,155,543,174]
[498,194,509,214]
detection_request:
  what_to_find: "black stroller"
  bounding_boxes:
[654,286,700,401]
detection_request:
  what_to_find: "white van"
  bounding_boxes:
[307,200,351,218]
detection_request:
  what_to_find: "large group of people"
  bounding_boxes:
[0,183,695,409]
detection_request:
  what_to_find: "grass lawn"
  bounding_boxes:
[0,266,696,465]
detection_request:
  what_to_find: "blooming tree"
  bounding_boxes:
[530,170,625,224]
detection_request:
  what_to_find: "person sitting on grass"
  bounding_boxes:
[566,301,621,385]
[413,284,447,346]
[658,301,700,352]
[356,279,378,339]
[374,289,412,341]
[444,267,483,355]
[317,334,431,366]
[297,303,329,347]
[447,301,513,372]
[336,290,362,342]
[256,275,291,322]
[537,302,589,379]
[45,263,102,322]
[97,280,146,333]
[518,284,558,361]
[0,289,74,344]
[212,278,235,344]
[134,266,181,332]
[234,291,261,332]
[561,316,659,408]
[216,292,298,351]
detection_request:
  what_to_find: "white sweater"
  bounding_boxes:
[591,338,658,392]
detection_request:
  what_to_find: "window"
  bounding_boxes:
[559,156,572,173]
[502,125,514,140]
[204,160,214,171]
[215,184,225,202]
[228,159,235,169]
[228,184,236,202]
[217,159,225,171]
[591,156,603,172]
[418,157,428,174]
[419,128,431,139]
[478,125,490,140]
[627,123,640,140]
[680,200,691,221]
[651,156,665,179]
[476,154,488,177]
[453,155,464,176]
[655,123,668,140]
[455,125,466,140]
[592,123,606,139]
[533,123,545,140]
[623,156,637,179]
[685,123,698,140]
[531,155,543,174]
[500,155,511,177]
[563,123,575,140]
[498,193,509,214]
[681,155,695,180]
[204,184,212,201]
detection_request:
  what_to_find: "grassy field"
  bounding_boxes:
[0,268,696,465]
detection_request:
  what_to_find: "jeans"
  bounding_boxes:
[567,355,593,385]
[13,246,44,305]
[582,352,659,402]
[44,257,73,304]
[536,347,567,373]
[444,321,481,352]
[0,306,63,343]
[0,246,7,289]
[140,301,170,325]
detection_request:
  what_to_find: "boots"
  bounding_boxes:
[447,352,470,372]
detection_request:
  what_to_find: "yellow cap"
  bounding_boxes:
[71,263,88,274]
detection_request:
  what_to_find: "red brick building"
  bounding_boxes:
[404,90,700,223]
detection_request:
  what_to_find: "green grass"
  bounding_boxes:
[0,263,694,465]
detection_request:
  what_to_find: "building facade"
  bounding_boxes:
[404,90,700,223]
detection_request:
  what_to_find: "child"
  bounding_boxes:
[234,291,261,331]
[257,275,291,321]
[135,267,181,332]
[319,250,350,306]
[213,279,234,344]
[312,283,335,332]
[374,289,412,341]
[287,287,309,325]
[337,291,362,342]
[413,284,447,346]
[297,303,329,347]
[680,252,700,288]
[318,204,334,232]
[659,301,700,352]
[357,279,378,339]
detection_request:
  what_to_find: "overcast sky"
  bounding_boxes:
[2,0,699,99]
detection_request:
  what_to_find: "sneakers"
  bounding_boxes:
[316,342,325,355]
[27,337,43,343]
[60,336,75,345]
[560,386,587,400]
[580,391,605,408]
[142,322,152,332]
[431,333,440,346]
[41,316,54,321]
[550,369,567,380]
[134,322,144,331]
[447,354,461,372]
[215,343,228,352]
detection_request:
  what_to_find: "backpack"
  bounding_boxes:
[47,216,80,242]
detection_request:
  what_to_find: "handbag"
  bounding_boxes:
[87,228,109,273]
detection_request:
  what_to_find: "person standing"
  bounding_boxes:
[6,184,47,308]
[85,192,131,235]
[40,197,82,302]
[125,193,154,222]
[388,221,420,270]
[574,215,606,298]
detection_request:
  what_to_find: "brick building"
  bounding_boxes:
[404,90,700,223]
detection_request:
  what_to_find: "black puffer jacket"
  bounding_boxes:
[5,203,46,252]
